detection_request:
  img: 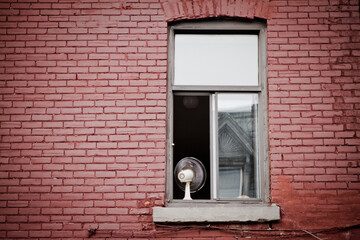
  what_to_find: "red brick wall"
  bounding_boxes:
[0,0,359,239]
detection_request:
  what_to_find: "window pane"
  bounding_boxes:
[174,34,258,86]
[218,94,258,199]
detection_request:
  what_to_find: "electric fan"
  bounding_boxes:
[174,157,206,200]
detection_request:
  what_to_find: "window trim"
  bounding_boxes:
[165,20,270,206]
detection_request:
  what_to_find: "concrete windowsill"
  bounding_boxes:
[153,204,280,223]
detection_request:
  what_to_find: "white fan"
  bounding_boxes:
[174,157,206,200]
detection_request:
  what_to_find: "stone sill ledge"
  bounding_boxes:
[153,204,280,223]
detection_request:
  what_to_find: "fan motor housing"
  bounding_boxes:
[178,169,194,182]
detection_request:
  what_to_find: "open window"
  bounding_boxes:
[153,20,280,223]
[173,93,259,200]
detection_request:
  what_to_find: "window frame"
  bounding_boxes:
[166,20,269,206]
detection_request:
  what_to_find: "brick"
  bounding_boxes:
[283,168,304,175]
[316,175,337,182]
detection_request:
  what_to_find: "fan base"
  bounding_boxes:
[183,182,192,200]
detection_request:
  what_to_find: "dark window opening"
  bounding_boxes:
[173,95,210,199]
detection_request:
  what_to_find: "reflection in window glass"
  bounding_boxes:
[174,34,258,86]
[218,94,258,199]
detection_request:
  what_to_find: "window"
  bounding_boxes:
[153,20,279,223]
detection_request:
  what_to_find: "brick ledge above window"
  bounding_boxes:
[153,204,280,223]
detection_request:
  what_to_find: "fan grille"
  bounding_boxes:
[174,157,207,193]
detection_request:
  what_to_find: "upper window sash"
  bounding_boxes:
[168,21,267,92]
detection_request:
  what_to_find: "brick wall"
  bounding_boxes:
[267,0,360,234]
[0,0,359,239]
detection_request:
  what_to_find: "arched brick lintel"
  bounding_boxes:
[162,0,274,22]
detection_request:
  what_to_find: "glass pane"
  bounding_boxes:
[174,34,258,86]
[217,94,258,199]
